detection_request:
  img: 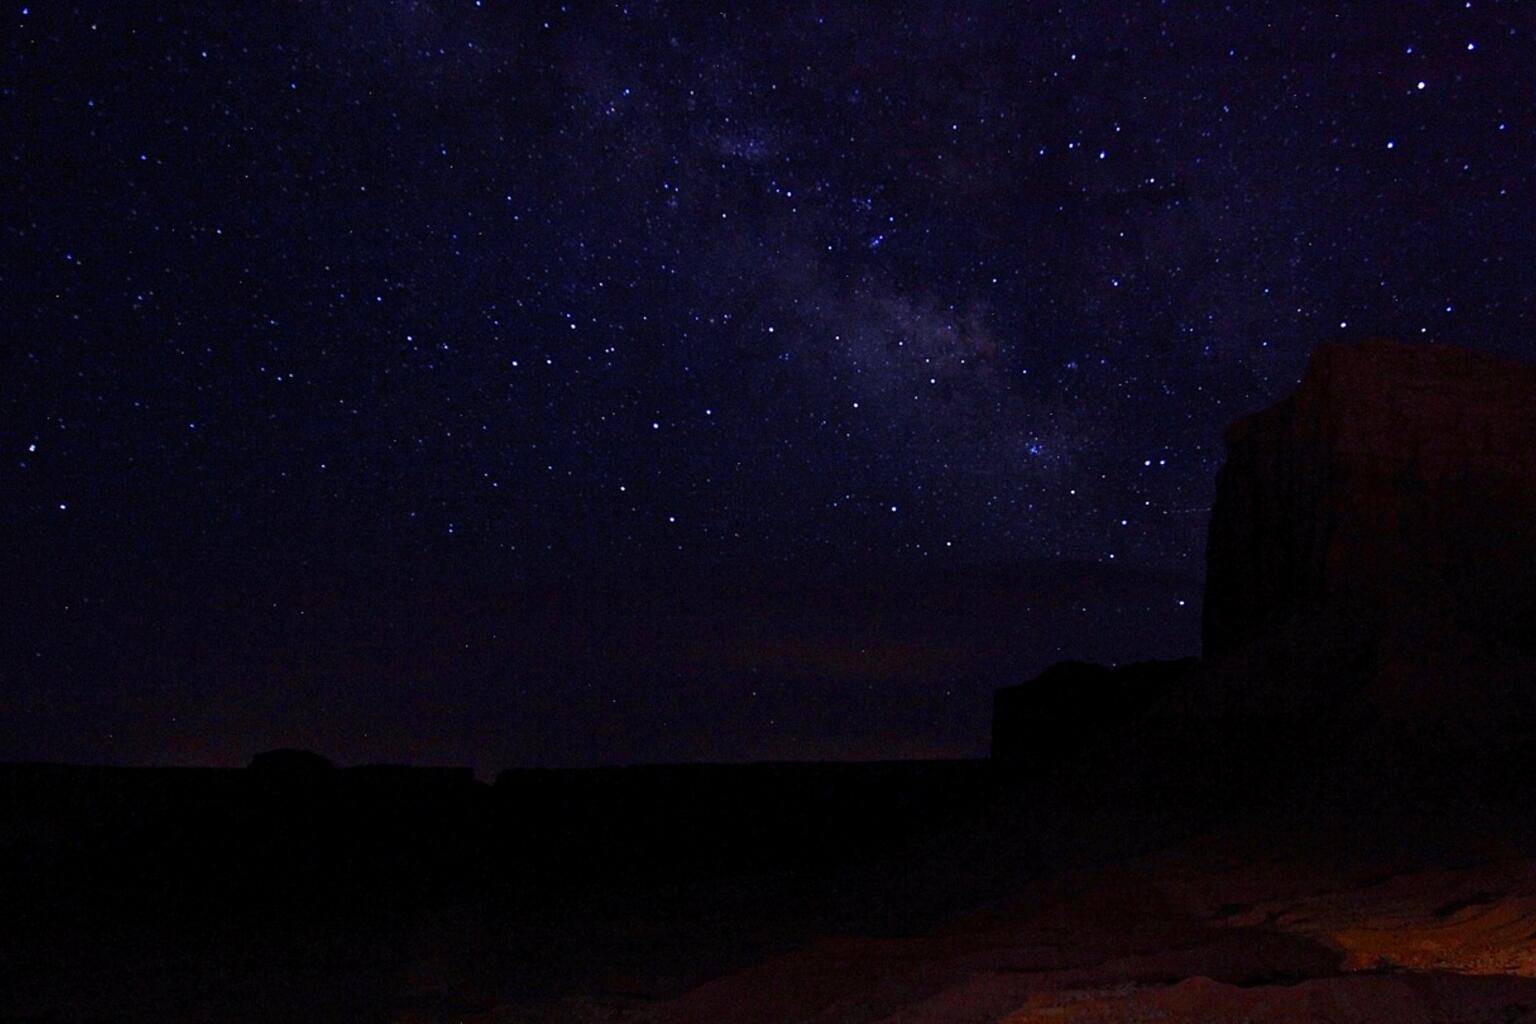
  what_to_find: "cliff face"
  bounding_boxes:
[1203,340,1536,661]
[995,339,1536,779]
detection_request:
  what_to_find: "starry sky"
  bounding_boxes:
[3,2,1534,769]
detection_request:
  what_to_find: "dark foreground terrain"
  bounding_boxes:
[8,753,1536,1023]
[2,755,1015,1022]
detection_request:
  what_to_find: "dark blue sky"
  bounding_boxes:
[4,2,1534,767]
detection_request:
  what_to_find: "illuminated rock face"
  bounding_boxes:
[1202,340,1536,662]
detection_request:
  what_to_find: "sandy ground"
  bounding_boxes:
[477,822,1536,1024]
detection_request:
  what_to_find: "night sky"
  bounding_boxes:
[4,3,1534,770]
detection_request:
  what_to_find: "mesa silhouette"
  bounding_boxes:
[994,338,1536,796]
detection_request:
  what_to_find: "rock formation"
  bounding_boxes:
[995,339,1536,778]
[990,659,1197,766]
[1203,339,1536,660]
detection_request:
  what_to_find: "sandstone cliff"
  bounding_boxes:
[1203,339,1536,661]
[995,339,1536,779]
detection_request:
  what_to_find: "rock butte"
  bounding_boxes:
[1205,338,1536,661]
[996,339,1536,775]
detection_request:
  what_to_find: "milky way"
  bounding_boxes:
[4,2,1534,765]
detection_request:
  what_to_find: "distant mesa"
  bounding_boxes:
[248,748,338,777]
[991,659,1197,766]
[247,749,476,793]
[994,339,1536,775]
